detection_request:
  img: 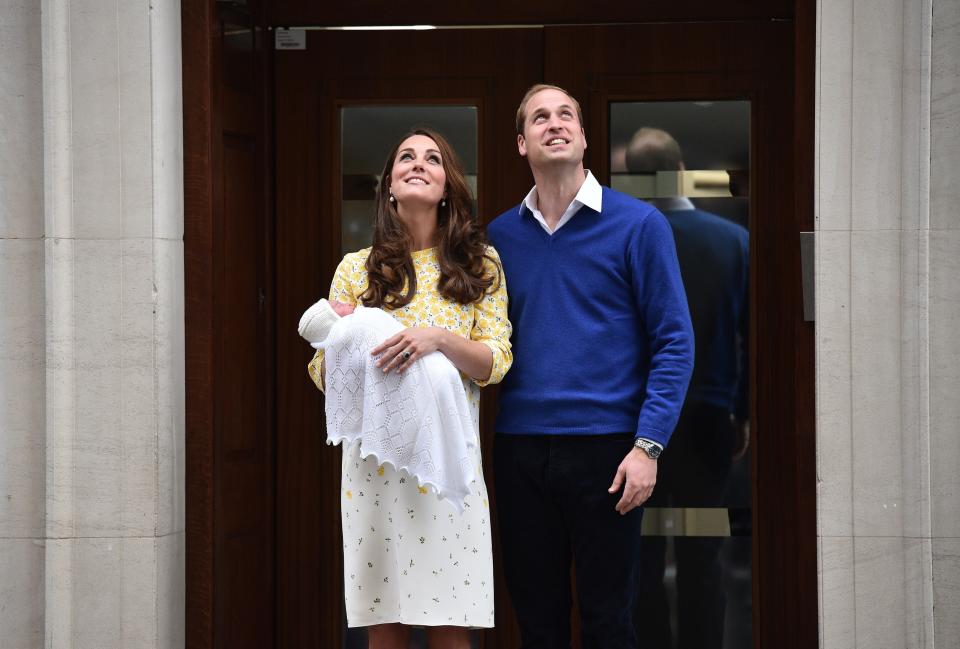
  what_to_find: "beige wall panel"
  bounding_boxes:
[932,538,960,646]
[850,231,903,536]
[118,0,155,239]
[820,535,856,649]
[69,0,123,240]
[72,239,158,537]
[904,537,935,649]
[70,537,158,649]
[928,229,960,537]
[0,538,44,648]
[0,241,46,538]
[898,0,931,233]
[157,531,185,649]
[816,0,854,231]
[850,0,904,231]
[45,237,78,539]
[929,0,960,232]
[899,230,931,539]
[816,231,854,537]
[150,0,185,242]
[156,239,185,536]
[854,536,908,649]
[0,0,43,239]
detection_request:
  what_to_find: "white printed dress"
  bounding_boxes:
[307,246,511,628]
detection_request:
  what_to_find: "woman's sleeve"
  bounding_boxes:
[470,247,513,387]
[307,255,361,392]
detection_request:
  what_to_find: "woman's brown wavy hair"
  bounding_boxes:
[360,127,500,310]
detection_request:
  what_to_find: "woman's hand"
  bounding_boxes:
[370,326,447,374]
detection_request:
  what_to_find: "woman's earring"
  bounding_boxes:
[389,193,396,203]
[441,198,447,207]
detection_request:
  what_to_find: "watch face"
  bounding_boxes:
[635,439,661,458]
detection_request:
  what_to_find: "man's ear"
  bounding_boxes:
[582,127,588,151]
[517,133,527,157]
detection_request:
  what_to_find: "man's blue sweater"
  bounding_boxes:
[487,187,694,447]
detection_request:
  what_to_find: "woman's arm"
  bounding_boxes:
[370,248,513,384]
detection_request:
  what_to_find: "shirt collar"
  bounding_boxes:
[521,169,603,216]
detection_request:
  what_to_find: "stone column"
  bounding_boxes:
[0,1,46,647]
[816,0,959,647]
[928,0,960,643]
[1,0,185,646]
[42,0,185,645]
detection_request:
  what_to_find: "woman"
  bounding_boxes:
[307,127,512,648]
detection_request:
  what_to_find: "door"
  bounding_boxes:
[274,28,542,648]
[270,19,814,649]
[544,23,816,649]
[184,3,276,648]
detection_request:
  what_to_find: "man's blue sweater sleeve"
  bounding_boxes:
[629,210,695,447]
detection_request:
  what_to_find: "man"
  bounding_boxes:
[487,84,694,649]
[626,127,750,649]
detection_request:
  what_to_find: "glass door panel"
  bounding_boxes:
[610,100,752,649]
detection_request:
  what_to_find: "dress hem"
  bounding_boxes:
[346,615,494,629]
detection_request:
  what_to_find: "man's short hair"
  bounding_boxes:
[625,127,684,173]
[515,83,584,136]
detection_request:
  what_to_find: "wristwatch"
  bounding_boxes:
[633,438,662,460]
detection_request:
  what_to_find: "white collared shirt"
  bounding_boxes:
[521,170,603,234]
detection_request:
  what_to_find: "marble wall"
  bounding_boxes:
[929,0,960,644]
[816,0,959,647]
[0,1,47,647]
[44,0,186,643]
[0,0,185,647]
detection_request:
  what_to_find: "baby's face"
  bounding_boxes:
[330,300,355,317]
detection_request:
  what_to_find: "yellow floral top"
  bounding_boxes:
[307,246,512,392]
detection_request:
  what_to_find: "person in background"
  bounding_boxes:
[626,126,750,649]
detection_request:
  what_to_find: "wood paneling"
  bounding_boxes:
[183,0,216,645]
[185,1,275,648]
[269,0,794,29]
[213,8,275,647]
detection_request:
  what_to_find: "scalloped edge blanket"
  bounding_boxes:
[318,306,476,513]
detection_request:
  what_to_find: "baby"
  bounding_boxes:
[298,298,476,512]
[298,298,355,347]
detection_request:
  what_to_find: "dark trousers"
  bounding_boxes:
[636,402,735,649]
[494,433,644,649]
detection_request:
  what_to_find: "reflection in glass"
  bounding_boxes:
[340,106,478,258]
[610,101,751,649]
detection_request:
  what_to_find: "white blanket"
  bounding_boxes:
[317,306,476,512]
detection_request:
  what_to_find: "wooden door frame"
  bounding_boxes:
[183,1,216,645]
[183,1,816,647]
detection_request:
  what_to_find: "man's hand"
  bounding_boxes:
[731,417,750,461]
[608,448,658,515]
